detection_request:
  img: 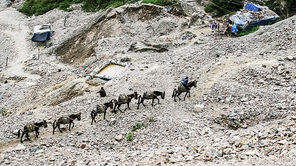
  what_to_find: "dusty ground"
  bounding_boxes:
[0,2,296,165]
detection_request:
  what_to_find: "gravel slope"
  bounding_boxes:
[0,3,296,165]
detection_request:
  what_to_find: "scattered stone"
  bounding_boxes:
[16,144,26,151]
[193,104,204,113]
[115,135,123,142]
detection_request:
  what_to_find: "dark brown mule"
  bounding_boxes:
[18,120,48,143]
[91,101,113,125]
[137,91,165,109]
[53,112,81,134]
[172,80,197,102]
[114,92,138,113]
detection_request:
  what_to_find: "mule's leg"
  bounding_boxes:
[57,124,62,133]
[103,112,106,119]
[117,104,123,113]
[35,128,39,138]
[125,102,131,111]
[177,92,182,100]
[91,117,95,125]
[173,93,177,102]
[113,104,118,114]
[72,122,75,128]
[184,92,188,100]
[68,123,71,131]
[53,123,55,134]
[142,98,146,107]
[26,132,32,142]
[156,97,160,104]
[91,112,96,125]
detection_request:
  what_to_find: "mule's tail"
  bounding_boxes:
[172,89,176,98]
[91,110,95,119]
[91,110,95,125]
[17,129,22,138]
[52,120,56,134]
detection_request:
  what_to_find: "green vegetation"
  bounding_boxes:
[263,0,295,18]
[142,0,173,6]
[0,108,8,117]
[18,0,140,16]
[204,0,243,17]
[17,0,296,19]
[149,117,155,122]
[18,0,78,16]
[126,132,134,141]
[237,26,260,36]
[204,0,295,19]
[132,122,144,132]
[126,121,151,142]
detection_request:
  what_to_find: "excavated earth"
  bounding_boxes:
[0,2,296,165]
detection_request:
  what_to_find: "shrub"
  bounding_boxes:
[237,26,260,36]
[142,0,173,6]
[204,0,243,17]
[126,133,134,141]
[0,108,8,117]
[132,123,144,132]
[59,1,71,11]
[204,4,214,13]
[149,117,155,122]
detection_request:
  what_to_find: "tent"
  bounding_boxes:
[229,3,279,32]
[31,24,52,42]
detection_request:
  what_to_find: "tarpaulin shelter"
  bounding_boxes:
[31,24,52,42]
[229,3,279,33]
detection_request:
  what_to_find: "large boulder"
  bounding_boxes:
[42,78,88,106]
[128,41,169,52]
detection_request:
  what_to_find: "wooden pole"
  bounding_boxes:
[6,57,8,66]
[64,16,66,27]
[38,47,40,60]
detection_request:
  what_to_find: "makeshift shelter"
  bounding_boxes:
[229,3,279,32]
[31,24,52,42]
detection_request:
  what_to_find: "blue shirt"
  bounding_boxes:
[182,78,188,85]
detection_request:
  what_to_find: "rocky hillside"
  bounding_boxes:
[0,1,296,165]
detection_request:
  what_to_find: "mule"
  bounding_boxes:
[137,91,165,109]
[91,101,113,125]
[53,112,81,134]
[172,80,197,102]
[18,120,48,143]
[114,92,138,112]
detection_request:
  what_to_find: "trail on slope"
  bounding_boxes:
[0,7,40,80]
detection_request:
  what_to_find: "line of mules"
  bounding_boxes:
[17,113,81,143]
[17,80,196,142]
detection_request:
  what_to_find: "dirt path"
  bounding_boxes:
[0,7,40,80]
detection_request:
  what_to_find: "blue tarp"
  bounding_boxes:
[229,3,279,33]
[231,23,238,33]
[31,32,50,42]
[245,3,259,12]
